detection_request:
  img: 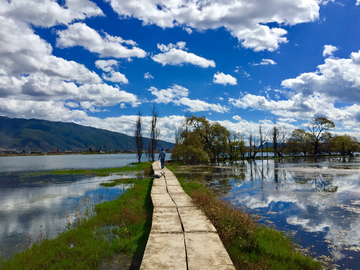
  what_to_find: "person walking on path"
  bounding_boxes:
[158,149,166,169]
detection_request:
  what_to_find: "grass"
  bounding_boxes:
[1,163,153,270]
[100,178,136,187]
[173,163,323,270]
[23,162,153,177]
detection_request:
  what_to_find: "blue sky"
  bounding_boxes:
[1,0,360,142]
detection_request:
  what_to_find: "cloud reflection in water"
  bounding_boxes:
[0,174,132,258]
[216,159,360,268]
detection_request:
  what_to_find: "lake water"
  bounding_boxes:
[0,153,152,172]
[0,153,166,259]
[183,157,360,269]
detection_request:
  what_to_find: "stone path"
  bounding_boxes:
[140,161,235,270]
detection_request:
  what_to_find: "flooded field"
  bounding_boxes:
[175,157,360,269]
[0,172,134,258]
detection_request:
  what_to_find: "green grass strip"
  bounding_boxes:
[23,162,153,177]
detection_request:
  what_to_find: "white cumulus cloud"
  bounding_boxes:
[253,59,277,66]
[95,60,118,72]
[0,0,104,27]
[281,50,360,103]
[323,44,338,57]
[105,0,323,52]
[95,60,128,83]
[144,72,154,79]
[213,72,237,86]
[102,71,128,84]
[148,84,227,113]
[56,23,147,58]
[0,0,139,124]
[152,42,215,67]
[149,85,189,104]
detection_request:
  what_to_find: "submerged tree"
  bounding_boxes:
[227,131,244,161]
[134,110,143,163]
[248,124,267,159]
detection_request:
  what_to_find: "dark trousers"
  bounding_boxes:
[160,158,165,169]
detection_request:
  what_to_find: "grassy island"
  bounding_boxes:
[1,162,322,270]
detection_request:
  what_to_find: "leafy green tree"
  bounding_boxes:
[329,135,360,156]
[209,122,230,163]
[284,139,300,155]
[172,131,210,164]
[173,115,230,164]
[308,117,335,154]
[289,128,312,156]
[226,131,244,161]
[185,115,230,164]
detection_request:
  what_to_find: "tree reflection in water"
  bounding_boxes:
[174,157,360,269]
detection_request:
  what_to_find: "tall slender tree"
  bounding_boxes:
[259,123,264,158]
[147,106,160,162]
[270,125,278,157]
[134,110,143,163]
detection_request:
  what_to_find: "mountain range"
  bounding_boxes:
[0,116,173,152]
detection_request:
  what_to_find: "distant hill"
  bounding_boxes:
[0,116,174,152]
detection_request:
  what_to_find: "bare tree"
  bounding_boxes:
[277,127,289,157]
[248,131,253,158]
[248,127,267,159]
[147,106,160,162]
[259,123,264,158]
[271,126,278,157]
[174,126,183,145]
[134,110,143,163]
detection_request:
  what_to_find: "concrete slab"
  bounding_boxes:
[166,179,181,186]
[170,193,195,207]
[167,185,186,194]
[151,185,168,194]
[151,207,182,233]
[152,179,166,186]
[151,193,176,207]
[142,162,236,270]
[185,232,235,270]
[140,233,187,270]
[178,207,217,232]
[152,161,161,170]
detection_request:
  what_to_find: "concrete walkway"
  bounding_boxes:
[140,161,235,270]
